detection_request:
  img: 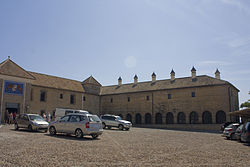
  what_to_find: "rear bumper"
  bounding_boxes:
[85,129,103,136]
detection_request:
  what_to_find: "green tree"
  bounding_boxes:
[240,91,250,108]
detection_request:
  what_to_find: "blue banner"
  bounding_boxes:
[4,81,24,95]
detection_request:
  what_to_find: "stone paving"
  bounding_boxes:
[0,125,249,167]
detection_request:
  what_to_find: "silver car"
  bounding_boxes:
[222,123,240,140]
[48,113,103,139]
[100,114,132,130]
[15,114,49,132]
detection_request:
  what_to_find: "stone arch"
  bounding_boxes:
[126,113,132,122]
[202,111,212,124]
[155,113,162,124]
[145,113,152,124]
[189,111,199,124]
[135,113,142,124]
[177,112,186,124]
[216,110,226,124]
[166,112,174,124]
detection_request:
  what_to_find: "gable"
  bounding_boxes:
[82,76,102,86]
[0,59,35,80]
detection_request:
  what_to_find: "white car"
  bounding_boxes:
[48,113,103,139]
[100,114,132,130]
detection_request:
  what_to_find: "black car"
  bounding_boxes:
[241,122,250,143]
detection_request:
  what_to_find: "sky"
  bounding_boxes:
[0,0,249,104]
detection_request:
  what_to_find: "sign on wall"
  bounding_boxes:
[4,81,24,95]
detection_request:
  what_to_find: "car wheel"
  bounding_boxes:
[14,123,19,130]
[28,125,33,132]
[226,136,230,140]
[49,126,56,135]
[91,134,99,139]
[102,123,106,129]
[125,128,130,131]
[75,129,83,138]
[118,124,124,130]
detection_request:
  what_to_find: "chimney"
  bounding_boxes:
[118,77,122,86]
[170,69,175,81]
[134,75,138,84]
[152,72,156,82]
[191,66,196,78]
[215,69,220,79]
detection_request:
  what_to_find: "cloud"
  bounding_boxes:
[199,60,233,66]
[124,56,137,68]
[220,0,250,14]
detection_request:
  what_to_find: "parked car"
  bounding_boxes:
[48,113,103,139]
[220,122,237,133]
[241,122,250,143]
[100,114,132,130]
[235,124,244,141]
[14,114,49,132]
[55,108,89,121]
[222,123,240,140]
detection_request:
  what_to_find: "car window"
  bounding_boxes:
[110,116,116,121]
[29,115,44,121]
[116,116,122,120]
[74,111,79,113]
[65,110,73,115]
[80,115,86,121]
[60,115,70,122]
[69,115,80,122]
[88,115,101,122]
[246,123,250,131]
[23,115,29,120]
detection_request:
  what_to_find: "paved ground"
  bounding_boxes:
[0,125,249,167]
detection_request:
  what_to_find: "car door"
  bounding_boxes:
[23,115,30,128]
[67,115,81,134]
[56,115,70,133]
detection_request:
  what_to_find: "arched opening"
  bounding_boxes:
[135,113,142,124]
[166,112,174,124]
[202,111,212,124]
[155,113,162,124]
[126,114,132,122]
[216,110,226,124]
[145,113,152,124]
[177,112,186,124]
[189,111,199,124]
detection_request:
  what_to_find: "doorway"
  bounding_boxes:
[6,103,19,114]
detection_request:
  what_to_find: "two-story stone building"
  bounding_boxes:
[0,58,239,128]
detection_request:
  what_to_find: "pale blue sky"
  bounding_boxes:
[0,0,249,104]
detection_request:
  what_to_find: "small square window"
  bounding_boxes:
[111,98,113,103]
[40,91,46,102]
[128,97,130,102]
[168,94,171,99]
[83,96,86,101]
[192,92,195,97]
[60,93,63,99]
[146,96,150,101]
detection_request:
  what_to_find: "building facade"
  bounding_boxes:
[0,58,239,126]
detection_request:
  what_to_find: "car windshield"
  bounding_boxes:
[88,115,101,122]
[29,115,44,121]
[116,116,122,120]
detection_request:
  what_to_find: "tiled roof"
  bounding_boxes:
[100,75,230,95]
[30,72,85,92]
[0,59,35,80]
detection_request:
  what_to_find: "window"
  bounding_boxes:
[70,95,75,104]
[69,115,80,122]
[146,96,150,101]
[65,110,73,115]
[135,114,142,124]
[83,96,86,101]
[40,91,46,102]
[60,115,70,122]
[128,97,130,102]
[192,92,195,97]
[60,93,63,99]
[166,112,174,124]
[110,98,113,103]
[168,94,171,99]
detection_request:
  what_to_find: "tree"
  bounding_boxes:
[240,91,250,108]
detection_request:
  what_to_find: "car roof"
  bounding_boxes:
[66,113,91,116]
[101,114,118,117]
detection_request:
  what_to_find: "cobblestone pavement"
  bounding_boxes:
[0,125,249,167]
